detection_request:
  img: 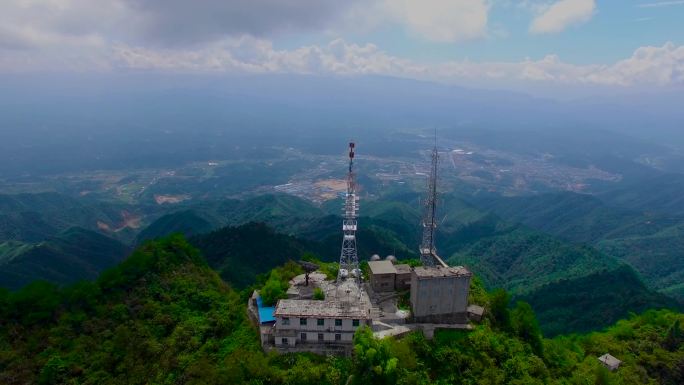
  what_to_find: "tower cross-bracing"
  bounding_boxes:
[420,144,446,268]
[337,142,361,286]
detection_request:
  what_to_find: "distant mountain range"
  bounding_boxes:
[0,189,681,336]
[0,228,130,290]
[470,182,684,301]
[0,192,153,244]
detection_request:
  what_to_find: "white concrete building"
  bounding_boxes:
[268,298,372,355]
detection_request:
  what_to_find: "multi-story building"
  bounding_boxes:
[266,298,372,355]
[410,265,472,324]
[368,260,413,292]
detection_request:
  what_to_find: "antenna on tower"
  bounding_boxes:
[420,134,440,268]
[337,142,361,288]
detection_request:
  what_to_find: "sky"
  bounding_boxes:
[1,0,683,96]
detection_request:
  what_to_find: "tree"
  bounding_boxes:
[663,319,682,351]
[511,301,544,357]
[260,276,286,306]
[353,326,398,385]
[489,289,512,331]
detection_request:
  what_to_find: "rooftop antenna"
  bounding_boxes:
[337,142,361,289]
[420,131,439,267]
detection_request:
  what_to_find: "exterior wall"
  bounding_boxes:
[370,273,396,292]
[275,316,368,331]
[275,335,297,347]
[272,315,371,355]
[410,272,471,323]
[395,272,412,291]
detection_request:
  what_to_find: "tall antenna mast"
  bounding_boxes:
[337,142,360,286]
[420,139,439,267]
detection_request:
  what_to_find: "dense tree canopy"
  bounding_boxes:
[0,235,681,384]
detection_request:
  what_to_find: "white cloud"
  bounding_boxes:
[530,0,596,34]
[383,0,489,42]
[637,1,684,8]
[587,42,684,86]
[111,37,426,76]
[0,0,492,49]
[105,39,684,88]
[0,0,681,89]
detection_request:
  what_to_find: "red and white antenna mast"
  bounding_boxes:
[337,142,360,286]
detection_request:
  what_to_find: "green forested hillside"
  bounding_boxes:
[0,235,273,384]
[445,225,683,335]
[470,191,684,300]
[446,226,617,294]
[597,226,684,299]
[189,220,418,288]
[192,193,325,234]
[135,194,325,241]
[0,192,147,243]
[136,210,214,243]
[519,266,681,336]
[2,190,678,337]
[190,222,316,287]
[600,173,684,215]
[0,228,130,290]
[0,236,681,384]
[472,192,641,243]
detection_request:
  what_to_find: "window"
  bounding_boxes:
[282,338,289,345]
[335,334,341,341]
[335,319,342,327]
[300,318,307,326]
[352,319,360,327]
[318,333,324,341]
[282,317,290,325]
[317,318,325,326]
[301,333,307,341]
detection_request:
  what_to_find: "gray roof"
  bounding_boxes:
[394,264,412,274]
[467,305,485,316]
[598,354,622,367]
[413,265,471,278]
[274,299,371,319]
[368,260,397,275]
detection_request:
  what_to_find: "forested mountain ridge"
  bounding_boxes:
[0,192,146,244]
[470,190,684,300]
[2,189,679,336]
[446,225,618,294]
[519,265,681,336]
[0,235,681,384]
[0,227,130,290]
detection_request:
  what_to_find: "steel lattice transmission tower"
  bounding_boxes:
[337,142,361,286]
[420,145,440,267]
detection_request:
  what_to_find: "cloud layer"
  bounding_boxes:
[0,0,682,90]
[384,0,489,42]
[108,38,684,88]
[530,0,596,34]
[121,0,358,46]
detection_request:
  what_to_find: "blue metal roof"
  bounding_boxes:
[256,295,275,324]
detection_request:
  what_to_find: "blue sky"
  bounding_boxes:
[0,0,682,96]
[275,1,684,64]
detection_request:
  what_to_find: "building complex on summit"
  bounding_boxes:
[250,141,478,356]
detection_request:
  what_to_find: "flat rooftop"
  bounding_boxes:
[395,264,411,274]
[368,260,397,275]
[413,265,472,278]
[275,299,371,319]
